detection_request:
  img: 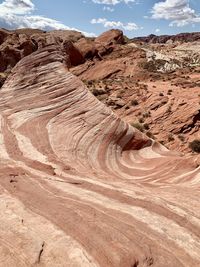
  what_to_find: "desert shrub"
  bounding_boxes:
[166,105,172,113]
[143,111,151,118]
[131,99,139,106]
[139,59,167,72]
[143,123,150,130]
[167,89,173,95]
[87,80,93,85]
[178,134,185,142]
[168,133,174,142]
[159,92,164,96]
[161,99,168,105]
[189,139,200,153]
[91,88,105,96]
[139,117,144,123]
[130,122,144,132]
[146,131,155,139]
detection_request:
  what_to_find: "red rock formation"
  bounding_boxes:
[1,28,199,153]
[95,29,124,45]
[0,42,199,266]
[63,40,85,67]
[75,38,98,59]
[132,32,200,44]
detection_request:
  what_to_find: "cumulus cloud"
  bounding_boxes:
[91,18,140,31]
[103,6,114,12]
[0,0,95,36]
[0,0,34,15]
[151,0,200,27]
[92,0,135,5]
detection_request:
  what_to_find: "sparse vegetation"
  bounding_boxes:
[168,133,175,142]
[146,131,155,139]
[91,88,106,96]
[143,111,151,118]
[130,122,144,132]
[167,89,173,95]
[178,134,185,142]
[139,117,144,123]
[167,105,172,113]
[189,139,200,153]
[143,123,150,130]
[131,99,139,106]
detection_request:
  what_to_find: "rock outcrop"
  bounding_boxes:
[132,32,200,44]
[0,28,85,74]
[0,40,199,266]
[0,28,200,153]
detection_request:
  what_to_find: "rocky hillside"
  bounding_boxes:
[132,32,200,44]
[0,28,200,154]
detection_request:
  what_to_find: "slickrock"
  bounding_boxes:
[0,41,199,267]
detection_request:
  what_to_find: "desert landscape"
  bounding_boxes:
[0,26,200,267]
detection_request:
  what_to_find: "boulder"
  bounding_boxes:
[0,28,10,45]
[63,40,85,67]
[95,29,125,45]
[75,38,97,59]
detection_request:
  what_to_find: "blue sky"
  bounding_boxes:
[0,0,200,37]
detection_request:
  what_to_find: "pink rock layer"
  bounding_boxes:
[0,44,199,267]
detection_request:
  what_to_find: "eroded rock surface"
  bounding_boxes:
[0,41,199,267]
[0,28,200,153]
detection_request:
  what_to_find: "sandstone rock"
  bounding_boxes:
[0,28,10,45]
[18,34,38,57]
[0,45,199,266]
[75,38,98,59]
[0,45,21,72]
[63,40,85,67]
[95,29,124,45]
[0,72,7,87]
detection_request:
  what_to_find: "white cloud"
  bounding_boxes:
[92,0,135,5]
[155,28,160,33]
[103,6,114,12]
[0,0,34,14]
[0,0,95,36]
[91,18,140,31]
[151,0,200,27]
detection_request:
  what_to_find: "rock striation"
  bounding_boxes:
[0,39,199,267]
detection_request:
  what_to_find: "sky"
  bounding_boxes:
[0,0,200,37]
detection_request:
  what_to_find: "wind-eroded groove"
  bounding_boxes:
[0,44,199,267]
